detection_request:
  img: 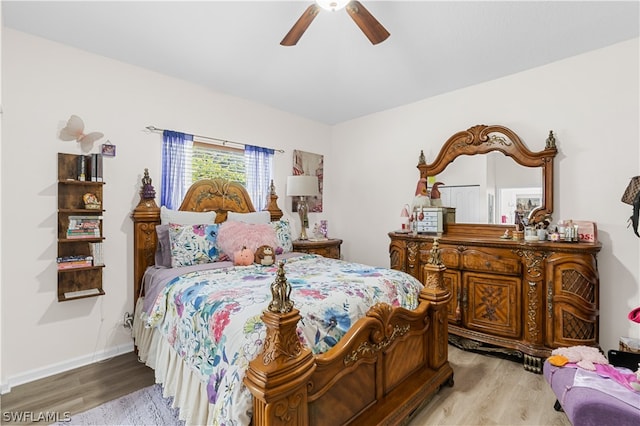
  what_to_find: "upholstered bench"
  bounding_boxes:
[543,356,640,426]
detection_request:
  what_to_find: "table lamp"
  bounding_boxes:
[287,175,320,240]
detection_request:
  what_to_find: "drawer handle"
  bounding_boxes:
[485,261,491,268]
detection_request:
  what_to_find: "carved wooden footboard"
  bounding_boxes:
[131,171,453,425]
[245,247,454,426]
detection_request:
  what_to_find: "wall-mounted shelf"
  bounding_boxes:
[57,153,105,302]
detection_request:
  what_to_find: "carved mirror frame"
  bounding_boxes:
[418,124,557,230]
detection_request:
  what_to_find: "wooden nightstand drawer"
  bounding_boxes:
[292,238,342,259]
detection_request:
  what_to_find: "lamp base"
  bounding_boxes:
[299,227,309,240]
[297,196,309,240]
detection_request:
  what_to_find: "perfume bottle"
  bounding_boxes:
[319,220,328,238]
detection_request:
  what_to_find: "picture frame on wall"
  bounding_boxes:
[101,142,116,157]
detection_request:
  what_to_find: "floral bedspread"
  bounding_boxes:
[146,254,423,425]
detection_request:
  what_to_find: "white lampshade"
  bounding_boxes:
[287,175,320,197]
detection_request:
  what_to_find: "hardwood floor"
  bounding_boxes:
[408,346,571,426]
[0,351,155,425]
[0,346,570,425]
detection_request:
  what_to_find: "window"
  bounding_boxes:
[190,142,245,186]
[161,131,273,211]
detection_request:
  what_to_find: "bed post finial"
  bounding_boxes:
[421,239,451,369]
[140,168,156,200]
[136,168,158,210]
[132,169,161,311]
[422,238,448,298]
[268,260,294,314]
[244,260,316,426]
[264,179,284,221]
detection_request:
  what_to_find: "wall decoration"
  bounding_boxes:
[101,141,116,157]
[292,149,323,212]
[59,115,104,145]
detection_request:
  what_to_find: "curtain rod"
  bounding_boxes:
[145,125,285,153]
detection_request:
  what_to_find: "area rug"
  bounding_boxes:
[53,384,184,425]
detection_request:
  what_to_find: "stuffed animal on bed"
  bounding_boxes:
[254,245,275,266]
[234,246,254,266]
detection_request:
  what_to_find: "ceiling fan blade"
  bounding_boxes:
[346,1,390,45]
[281,4,320,46]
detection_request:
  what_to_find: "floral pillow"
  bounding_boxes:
[168,223,220,267]
[270,219,293,254]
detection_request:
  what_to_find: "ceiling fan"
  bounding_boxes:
[281,1,390,46]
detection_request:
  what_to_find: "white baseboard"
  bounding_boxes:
[0,342,134,394]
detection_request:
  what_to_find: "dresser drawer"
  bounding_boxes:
[419,245,460,269]
[293,239,342,260]
[461,248,522,275]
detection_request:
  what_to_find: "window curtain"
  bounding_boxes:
[244,145,274,211]
[161,130,194,209]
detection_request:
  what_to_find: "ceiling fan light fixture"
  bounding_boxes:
[316,0,350,12]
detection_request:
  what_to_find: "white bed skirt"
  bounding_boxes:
[133,297,216,425]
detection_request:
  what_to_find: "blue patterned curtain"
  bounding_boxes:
[244,145,274,211]
[161,130,193,209]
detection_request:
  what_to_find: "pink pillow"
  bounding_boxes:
[217,221,279,257]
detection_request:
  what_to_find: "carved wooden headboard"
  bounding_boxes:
[131,171,283,308]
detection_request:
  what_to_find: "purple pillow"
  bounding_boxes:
[154,224,172,267]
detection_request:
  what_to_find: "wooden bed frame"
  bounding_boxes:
[131,170,454,425]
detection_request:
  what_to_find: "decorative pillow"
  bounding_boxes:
[154,224,172,267]
[217,221,279,257]
[160,206,216,225]
[168,223,221,267]
[227,211,271,224]
[270,219,293,254]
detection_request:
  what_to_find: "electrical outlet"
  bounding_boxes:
[123,312,134,329]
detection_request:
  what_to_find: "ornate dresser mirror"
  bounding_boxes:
[418,124,557,234]
[390,125,601,373]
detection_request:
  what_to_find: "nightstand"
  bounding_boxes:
[292,238,342,259]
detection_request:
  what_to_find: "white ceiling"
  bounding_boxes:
[3,1,639,125]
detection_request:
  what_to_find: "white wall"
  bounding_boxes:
[329,38,640,354]
[1,28,638,391]
[0,29,331,391]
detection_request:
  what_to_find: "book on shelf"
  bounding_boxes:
[58,260,93,270]
[77,155,87,181]
[67,216,101,238]
[69,214,103,221]
[57,255,94,270]
[64,288,101,299]
[57,255,93,263]
[96,153,103,182]
[68,216,102,225]
[69,220,100,229]
[90,242,104,266]
[66,229,100,238]
[89,153,103,182]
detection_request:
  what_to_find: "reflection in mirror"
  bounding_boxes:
[433,152,542,224]
[418,124,557,228]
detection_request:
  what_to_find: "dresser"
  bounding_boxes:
[389,230,601,372]
[293,238,342,259]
